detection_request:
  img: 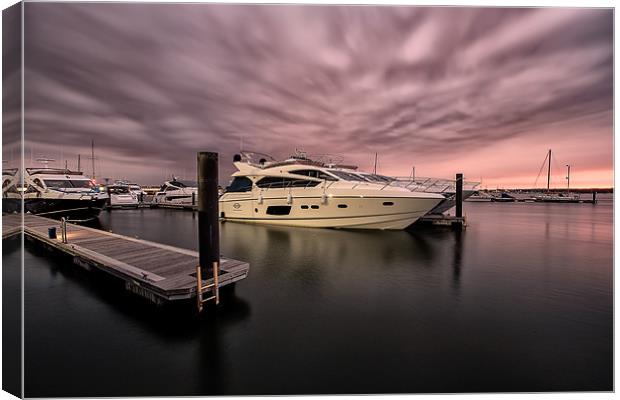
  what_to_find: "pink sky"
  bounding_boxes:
[3,5,613,187]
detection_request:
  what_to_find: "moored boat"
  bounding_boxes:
[218,151,444,230]
[21,167,108,220]
[153,178,198,206]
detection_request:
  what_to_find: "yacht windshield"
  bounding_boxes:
[71,180,95,188]
[171,180,197,188]
[44,179,94,189]
[109,186,130,194]
[327,170,366,182]
[361,174,393,183]
[43,179,74,189]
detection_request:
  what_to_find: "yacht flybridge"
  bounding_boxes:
[219,151,444,230]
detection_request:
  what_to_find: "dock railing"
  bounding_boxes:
[390,176,480,193]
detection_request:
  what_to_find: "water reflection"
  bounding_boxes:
[21,202,613,395]
[452,229,464,289]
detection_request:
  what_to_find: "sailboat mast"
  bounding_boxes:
[91,139,95,180]
[546,149,551,191]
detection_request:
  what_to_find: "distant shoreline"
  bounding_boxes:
[480,188,613,193]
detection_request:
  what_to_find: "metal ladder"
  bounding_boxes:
[196,261,220,312]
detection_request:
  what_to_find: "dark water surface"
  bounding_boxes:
[20,200,613,396]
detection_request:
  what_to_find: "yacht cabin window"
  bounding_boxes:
[326,170,366,182]
[256,177,320,189]
[227,177,253,192]
[71,180,94,189]
[43,179,74,189]
[289,169,337,181]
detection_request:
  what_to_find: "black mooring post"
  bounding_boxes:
[455,173,463,218]
[106,185,112,211]
[593,191,597,204]
[197,152,220,279]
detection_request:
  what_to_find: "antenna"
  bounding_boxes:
[373,153,378,174]
[86,139,98,180]
[547,149,551,192]
[92,139,95,179]
[77,154,81,172]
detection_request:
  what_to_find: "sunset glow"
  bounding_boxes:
[3,4,612,188]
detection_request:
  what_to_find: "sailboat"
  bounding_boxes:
[533,149,580,203]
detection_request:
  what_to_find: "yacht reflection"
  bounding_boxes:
[452,229,464,289]
[220,222,460,282]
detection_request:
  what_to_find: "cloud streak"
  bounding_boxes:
[17,4,613,187]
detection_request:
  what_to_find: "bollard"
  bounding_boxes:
[197,152,219,279]
[192,191,196,206]
[592,191,597,204]
[48,227,57,239]
[455,173,463,219]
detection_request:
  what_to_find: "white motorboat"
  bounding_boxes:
[153,178,198,206]
[114,180,146,201]
[533,192,581,203]
[218,152,444,230]
[107,183,139,207]
[20,167,109,219]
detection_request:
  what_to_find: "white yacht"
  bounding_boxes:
[128,184,146,198]
[107,183,139,207]
[219,152,444,230]
[2,168,21,213]
[20,167,109,219]
[153,178,198,206]
[533,192,581,203]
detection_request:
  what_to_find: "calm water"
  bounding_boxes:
[14,199,613,396]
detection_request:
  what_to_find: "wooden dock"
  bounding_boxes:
[2,214,249,305]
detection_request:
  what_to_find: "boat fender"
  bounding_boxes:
[286,193,293,204]
[321,193,328,204]
[258,191,264,204]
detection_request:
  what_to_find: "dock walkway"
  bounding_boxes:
[3,214,249,304]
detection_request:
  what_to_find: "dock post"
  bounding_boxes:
[593,191,597,204]
[106,185,112,211]
[192,192,196,206]
[455,173,463,219]
[197,152,220,311]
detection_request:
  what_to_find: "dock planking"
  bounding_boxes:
[2,213,249,304]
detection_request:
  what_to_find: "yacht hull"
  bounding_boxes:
[110,195,139,207]
[219,195,441,230]
[427,189,476,215]
[22,198,108,220]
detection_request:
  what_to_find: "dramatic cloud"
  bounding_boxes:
[15,4,613,187]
